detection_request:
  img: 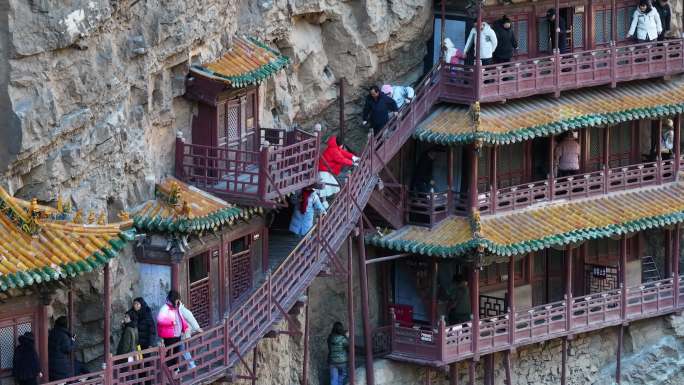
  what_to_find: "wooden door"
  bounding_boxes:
[228,235,254,304]
[531,249,565,306]
[188,252,211,328]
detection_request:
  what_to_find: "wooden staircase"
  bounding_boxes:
[367,183,406,229]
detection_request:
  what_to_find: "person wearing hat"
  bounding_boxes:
[547,9,568,53]
[627,0,662,42]
[381,84,415,109]
[493,15,519,64]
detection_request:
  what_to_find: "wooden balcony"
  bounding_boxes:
[404,157,682,226]
[373,275,682,366]
[440,39,684,104]
[174,128,320,206]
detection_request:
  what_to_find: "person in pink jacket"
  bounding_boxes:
[156,290,188,368]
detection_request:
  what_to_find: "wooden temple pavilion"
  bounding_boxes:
[0,186,135,383]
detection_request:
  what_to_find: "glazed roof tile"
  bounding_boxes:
[190,36,289,88]
[414,77,684,145]
[131,178,261,234]
[367,181,684,258]
[0,188,135,291]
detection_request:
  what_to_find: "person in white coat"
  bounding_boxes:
[627,0,662,42]
[179,303,202,370]
[463,22,498,65]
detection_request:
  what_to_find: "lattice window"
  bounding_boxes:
[594,9,613,45]
[497,142,525,188]
[479,294,507,318]
[230,236,253,302]
[584,264,618,294]
[189,279,211,328]
[609,122,633,167]
[0,316,33,373]
[573,13,584,49]
[538,17,550,52]
[617,7,637,41]
[516,20,529,54]
[226,104,240,144]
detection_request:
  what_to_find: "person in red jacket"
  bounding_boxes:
[318,136,358,198]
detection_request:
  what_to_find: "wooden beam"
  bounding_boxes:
[104,263,112,381]
[39,291,49,383]
[469,144,479,211]
[301,289,309,385]
[675,224,681,308]
[366,253,412,265]
[347,237,356,385]
[470,265,480,358]
[468,360,476,385]
[357,221,375,385]
[620,235,628,320]
[616,325,624,384]
[565,247,573,331]
[251,346,259,385]
[603,125,611,194]
[449,363,459,385]
[505,351,512,385]
[674,114,681,175]
[491,145,498,213]
[549,134,556,198]
[431,259,439,325]
[561,338,568,385]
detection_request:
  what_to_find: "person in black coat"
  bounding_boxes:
[362,85,398,135]
[12,332,42,385]
[493,16,518,64]
[654,0,671,40]
[131,297,155,350]
[547,9,568,53]
[48,316,76,381]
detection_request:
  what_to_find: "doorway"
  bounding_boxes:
[531,249,565,306]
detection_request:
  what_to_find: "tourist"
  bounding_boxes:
[12,332,42,385]
[627,0,662,42]
[318,136,358,198]
[654,0,671,40]
[48,316,76,381]
[381,84,415,109]
[179,301,202,369]
[446,276,471,325]
[131,297,155,350]
[547,9,568,53]
[327,322,349,385]
[362,85,398,134]
[554,131,581,177]
[661,119,675,160]
[411,150,437,193]
[493,16,518,64]
[156,290,188,368]
[289,186,327,237]
[463,21,498,65]
[116,310,139,358]
[444,38,465,65]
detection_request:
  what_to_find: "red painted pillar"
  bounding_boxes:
[474,4,483,101]
[470,265,480,356]
[347,237,356,385]
[620,236,628,320]
[674,224,681,308]
[103,263,112,383]
[68,284,75,375]
[357,221,375,385]
[171,262,180,293]
[674,114,681,175]
[440,0,446,60]
[657,119,663,184]
[554,0,561,97]
[301,289,310,385]
[561,338,568,385]
[666,229,673,278]
[603,126,611,194]
[549,135,556,199]
[39,294,49,383]
[339,79,346,141]
[508,255,516,345]
[469,144,480,211]
[565,247,573,332]
[175,133,185,179]
[490,145,498,213]
[449,363,458,385]
[448,147,454,214]
[616,325,624,384]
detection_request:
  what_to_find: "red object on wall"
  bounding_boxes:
[389,304,413,327]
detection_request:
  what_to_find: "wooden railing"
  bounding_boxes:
[440,39,684,103]
[175,128,320,205]
[72,62,442,385]
[382,276,677,365]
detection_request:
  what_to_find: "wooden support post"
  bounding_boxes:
[565,247,573,332]
[610,0,618,87]
[508,254,516,345]
[469,144,479,211]
[549,134,556,199]
[603,126,611,193]
[674,114,681,175]
[657,119,663,184]
[104,263,112,382]
[357,221,375,385]
[484,354,494,385]
[505,351,512,385]
[561,338,568,385]
[468,361,476,385]
[431,259,439,325]
[175,133,185,179]
[580,127,589,172]
[219,234,226,316]
[425,367,432,385]
[675,224,681,308]
[471,265,480,357]
[475,4,483,100]
[449,363,458,385]
[620,235,628,320]
[39,292,49,383]
[301,289,310,385]
[448,146,454,214]
[171,261,180,293]
[490,145,498,213]
[68,283,75,376]
[440,0,447,60]
[251,346,259,385]
[339,79,346,141]
[616,325,624,384]
[666,229,673,278]
[554,0,561,97]
[347,237,356,385]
